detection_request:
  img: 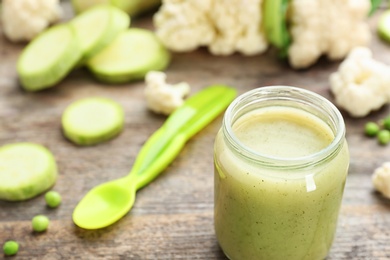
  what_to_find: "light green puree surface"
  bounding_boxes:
[214,106,349,260]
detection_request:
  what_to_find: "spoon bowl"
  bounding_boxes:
[73,178,136,229]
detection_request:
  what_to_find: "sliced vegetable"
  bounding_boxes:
[87,28,170,83]
[70,4,130,61]
[0,143,58,201]
[112,0,161,16]
[87,29,170,83]
[71,0,161,17]
[378,10,390,43]
[71,0,110,14]
[62,97,125,146]
[17,24,82,91]
[263,0,291,57]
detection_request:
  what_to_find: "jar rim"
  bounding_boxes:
[222,86,346,169]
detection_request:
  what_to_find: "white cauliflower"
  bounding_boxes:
[154,0,268,56]
[288,0,371,69]
[154,0,371,67]
[1,0,62,42]
[153,0,214,52]
[144,71,191,115]
[330,47,390,117]
[372,162,390,199]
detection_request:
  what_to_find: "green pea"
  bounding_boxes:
[383,116,390,130]
[3,240,19,256]
[378,129,390,145]
[365,122,380,137]
[32,215,49,232]
[45,191,61,208]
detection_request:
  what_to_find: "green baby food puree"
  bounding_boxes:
[214,106,349,260]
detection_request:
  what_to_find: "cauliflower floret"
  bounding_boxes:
[372,162,390,199]
[330,47,390,117]
[154,0,268,56]
[1,0,62,42]
[208,0,267,55]
[288,0,371,69]
[144,71,191,115]
[153,0,215,52]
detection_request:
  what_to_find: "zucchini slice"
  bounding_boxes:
[0,143,58,201]
[87,28,170,83]
[378,10,390,42]
[62,97,125,146]
[70,4,130,60]
[17,24,82,91]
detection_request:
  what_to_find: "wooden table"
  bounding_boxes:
[1,3,390,259]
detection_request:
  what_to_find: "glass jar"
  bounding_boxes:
[214,86,349,260]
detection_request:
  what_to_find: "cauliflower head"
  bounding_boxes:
[1,0,62,42]
[288,0,371,69]
[330,47,390,117]
[144,71,191,115]
[154,0,268,56]
[372,162,390,199]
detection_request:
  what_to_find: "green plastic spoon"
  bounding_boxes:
[72,85,236,229]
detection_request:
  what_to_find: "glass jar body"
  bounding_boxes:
[214,86,349,260]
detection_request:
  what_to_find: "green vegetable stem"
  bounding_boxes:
[370,0,383,16]
[263,0,291,58]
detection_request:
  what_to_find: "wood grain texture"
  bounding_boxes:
[2,3,390,259]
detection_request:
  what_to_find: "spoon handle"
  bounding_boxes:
[129,85,236,190]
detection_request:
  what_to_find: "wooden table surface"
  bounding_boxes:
[2,3,390,259]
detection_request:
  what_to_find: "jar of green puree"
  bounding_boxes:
[214,86,349,260]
